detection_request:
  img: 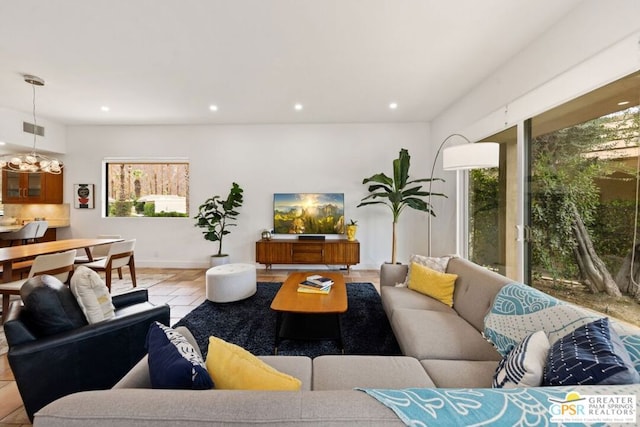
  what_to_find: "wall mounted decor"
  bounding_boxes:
[74,184,94,209]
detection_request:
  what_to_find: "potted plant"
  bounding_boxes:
[194,182,244,266]
[357,148,445,266]
[345,219,358,241]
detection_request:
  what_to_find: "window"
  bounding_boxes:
[466,71,640,327]
[468,127,515,278]
[104,159,189,217]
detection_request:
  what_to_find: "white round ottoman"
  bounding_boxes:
[205,263,257,303]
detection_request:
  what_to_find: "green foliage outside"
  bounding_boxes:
[469,168,500,270]
[470,108,639,287]
[592,199,640,275]
[143,202,155,217]
[109,200,187,218]
[149,211,188,217]
[111,201,133,217]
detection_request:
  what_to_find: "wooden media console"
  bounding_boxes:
[255,239,359,272]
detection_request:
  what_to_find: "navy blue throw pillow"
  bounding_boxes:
[146,322,214,390]
[544,317,640,386]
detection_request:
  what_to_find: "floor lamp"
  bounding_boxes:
[427,134,500,256]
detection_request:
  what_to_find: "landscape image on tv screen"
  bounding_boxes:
[273,193,345,234]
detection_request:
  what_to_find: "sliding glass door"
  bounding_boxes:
[468,127,517,279]
[467,71,640,328]
[526,71,640,325]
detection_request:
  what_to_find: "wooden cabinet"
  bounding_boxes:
[256,239,360,272]
[2,169,63,203]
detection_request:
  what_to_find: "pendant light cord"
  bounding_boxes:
[31,82,37,153]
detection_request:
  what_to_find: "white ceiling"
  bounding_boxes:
[0,0,583,126]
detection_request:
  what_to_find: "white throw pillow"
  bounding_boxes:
[70,266,116,323]
[492,330,550,388]
[401,254,451,286]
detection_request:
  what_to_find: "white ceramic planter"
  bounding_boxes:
[210,255,230,267]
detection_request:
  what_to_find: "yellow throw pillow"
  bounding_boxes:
[205,336,301,390]
[407,262,458,307]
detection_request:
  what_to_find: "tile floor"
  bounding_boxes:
[0,267,380,426]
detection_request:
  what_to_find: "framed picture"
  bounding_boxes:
[74,184,94,209]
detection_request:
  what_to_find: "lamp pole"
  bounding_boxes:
[427,134,473,256]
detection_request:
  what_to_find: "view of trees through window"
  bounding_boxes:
[105,162,189,217]
[469,105,640,326]
[529,106,640,325]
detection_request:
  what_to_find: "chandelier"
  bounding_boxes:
[0,75,63,174]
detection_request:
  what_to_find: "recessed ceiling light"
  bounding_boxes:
[389,102,398,110]
[294,103,303,111]
[0,141,6,146]
[100,106,110,112]
[209,104,218,112]
[618,101,630,106]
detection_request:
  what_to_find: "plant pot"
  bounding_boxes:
[345,225,358,241]
[210,255,230,267]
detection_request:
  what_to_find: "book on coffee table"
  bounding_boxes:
[305,275,334,287]
[297,285,331,294]
[298,279,329,289]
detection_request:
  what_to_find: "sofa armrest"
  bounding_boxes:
[113,355,152,388]
[112,289,149,308]
[4,302,38,345]
[380,264,409,287]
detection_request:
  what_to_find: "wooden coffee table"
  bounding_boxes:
[270,272,348,354]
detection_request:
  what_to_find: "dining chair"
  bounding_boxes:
[32,220,49,243]
[83,239,136,291]
[0,222,39,246]
[8,221,51,279]
[74,234,122,264]
[0,249,77,323]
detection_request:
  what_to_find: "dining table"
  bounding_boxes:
[0,238,124,283]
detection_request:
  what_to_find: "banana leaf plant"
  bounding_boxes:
[194,182,244,257]
[357,148,445,264]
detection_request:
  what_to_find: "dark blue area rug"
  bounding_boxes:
[173,282,401,358]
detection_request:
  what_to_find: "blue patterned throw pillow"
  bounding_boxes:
[493,330,550,388]
[544,317,640,386]
[147,322,214,389]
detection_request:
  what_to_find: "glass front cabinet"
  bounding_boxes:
[2,169,63,204]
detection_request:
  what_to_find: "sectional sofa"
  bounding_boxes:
[34,257,640,426]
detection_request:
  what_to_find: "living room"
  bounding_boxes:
[1,1,640,425]
[0,1,637,271]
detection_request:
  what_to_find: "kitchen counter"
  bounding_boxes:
[0,221,70,233]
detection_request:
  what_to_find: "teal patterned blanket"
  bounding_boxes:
[359,385,639,426]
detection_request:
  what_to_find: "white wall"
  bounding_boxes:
[60,123,431,269]
[428,0,640,257]
[0,107,67,154]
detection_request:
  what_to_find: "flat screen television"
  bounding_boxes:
[273,193,345,235]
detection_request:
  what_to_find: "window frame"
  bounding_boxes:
[102,157,190,218]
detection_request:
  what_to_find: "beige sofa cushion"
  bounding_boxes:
[420,360,498,388]
[313,355,435,390]
[259,356,313,391]
[391,308,501,361]
[35,389,404,426]
[447,257,510,331]
[381,286,455,320]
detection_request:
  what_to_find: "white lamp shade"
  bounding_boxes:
[442,142,500,171]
